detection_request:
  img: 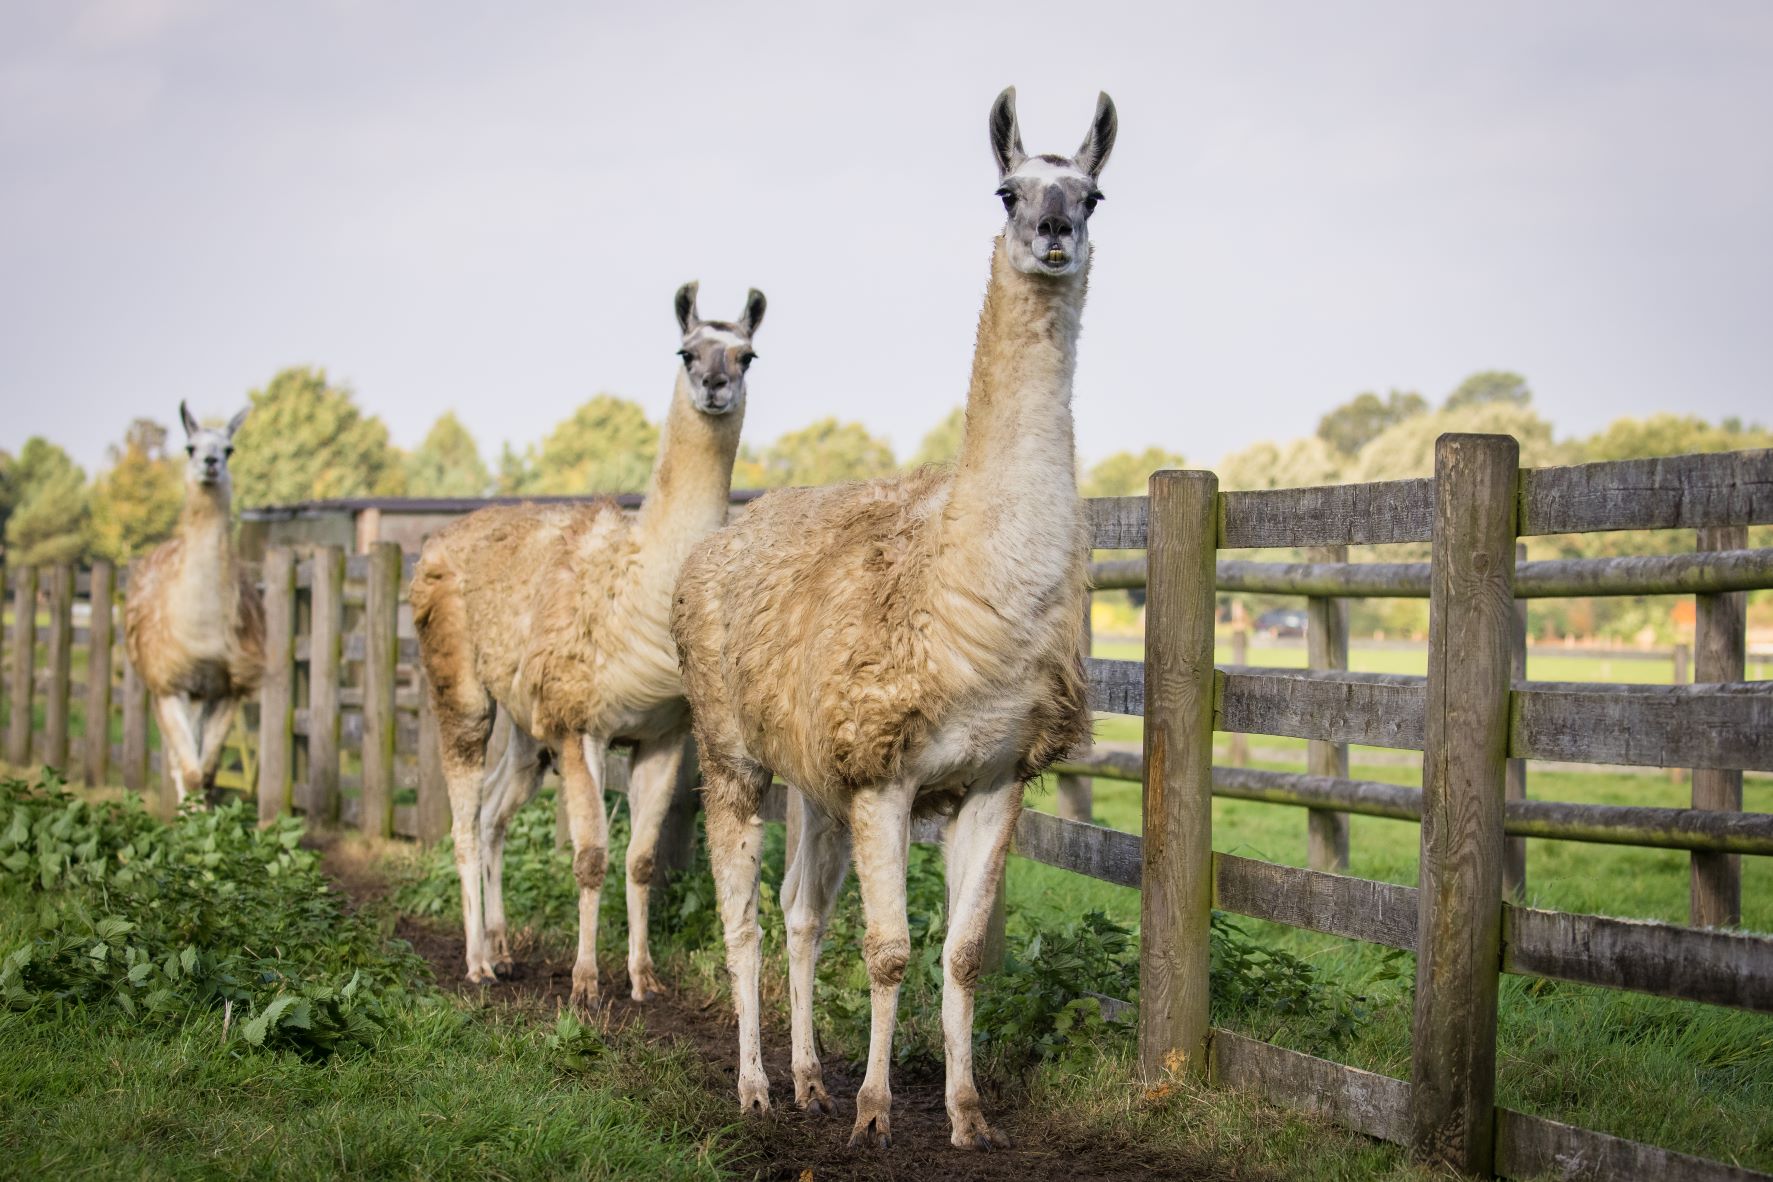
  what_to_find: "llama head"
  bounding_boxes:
[989,87,1117,278]
[179,401,248,490]
[672,282,765,417]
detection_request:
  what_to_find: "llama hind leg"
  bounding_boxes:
[479,721,545,974]
[195,697,239,805]
[781,787,849,1116]
[431,694,495,984]
[939,778,1021,1151]
[559,734,609,1016]
[622,733,689,1001]
[704,773,772,1114]
[153,695,203,807]
[847,778,917,1149]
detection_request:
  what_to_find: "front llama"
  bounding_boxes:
[672,88,1114,1151]
[411,283,765,1012]
[124,403,265,806]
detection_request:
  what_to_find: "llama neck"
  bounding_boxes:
[634,373,744,567]
[940,237,1088,591]
[179,484,234,563]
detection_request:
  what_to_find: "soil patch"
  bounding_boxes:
[314,833,1263,1182]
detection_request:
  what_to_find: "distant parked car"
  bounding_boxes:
[1255,608,1308,638]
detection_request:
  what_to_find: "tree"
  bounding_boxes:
[1081,447,1187,498]
[406,412,491,497]
[502,394,658,495]
[1443,369,1530,411]
[911,408,966,468]
[230,367,406,508]
[3,438,89,566]
[756,419,896,488]
[1216,436,1341,491]
[1572,413,1773,463]
[1349,401,1561,483]
[1315,390,1427,457]
[89,419,184,562]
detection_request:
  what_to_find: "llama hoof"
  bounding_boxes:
[494,959,514,977]
[465,963,498,986]
[628,964,665,1002]
[950,1108,1010,1151]
[794,1078,834,1117]
[737,1078,772,1116]
[848,1096,892,1150]
[569,984,601,1018]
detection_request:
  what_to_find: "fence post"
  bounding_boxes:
[257,547,296,825]
[120,566,153,804]
[1140,469,1218,1083]
[360,542,400,839]
[7,565,36,767]
[1410,433,1517,1175]
[85,560,115,787]
[1503,543,1528,900]
[1228,623,1249,767]
[415,665,450,844]
[654,734,701,880]
[306,546,344,821]
[44,565,74,771]
[1305,545,1350,872]
[1691,524,1746,928]
[1056,593,1094,822]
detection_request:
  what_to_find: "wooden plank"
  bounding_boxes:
[359,542,401,838]
[84,561,114,787]
[42,565,74,769]
[1505,543,1528,900]
[1086,656,1144,716]
[1013,807,1140,888]
[1139,470,1218,1082]
[1056,598,1093,822]
[1086,495,1149,549]
[1226,627,1248,766]
[1213,854,1418,951]
[1411,432,1518,1175]
[1219,477,1434,549]
[121,644,151,804]
[7,564,35,766]
[1496,1109,1773,1182]
[1693,524,1747,927]
[1510,681,1773,772]
[1217,666,1425,750]
[1503,906,1773,1013]
[256,548,296,824]
[305,546,344,822]
[340,632,421,666]
[415,664,449,843]
[1518,449,1773,536]
[1211,1029,1409,1146]
[1306,544,1350,873]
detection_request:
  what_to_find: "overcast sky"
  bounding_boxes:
[3,1,1770,475]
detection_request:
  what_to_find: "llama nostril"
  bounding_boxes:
[1038,217,1071,238]
[706,375,729,389]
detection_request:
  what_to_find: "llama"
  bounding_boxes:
[124,403,265,806]
[672,87,1114,1151]
[411,283,765,1011]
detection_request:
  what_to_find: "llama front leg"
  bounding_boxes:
[559,734,609,1016]
[478,726,546,975]
[704,782,770,1114]
[847,779,916,1149]
[622,733,689,1001]
[781,786,850,1116]
[434,707,496,984]
[153,695,204,806]
[195,696,239,805]
[939,779,1021,1150]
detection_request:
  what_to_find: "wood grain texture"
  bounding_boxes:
[1306,545,1350,872]
[1518,448,1773,536]
[121,643,151,802]
[43,565,74,769]
[1496,1108,1773,1182]
[1139,470,1218,1082]
[1227,628,1249,767]
[1056,599,1094,822]
[1211,1029,1410,1145]
[7,565,35,766]
[415,664,448,843]
[1510,680,1772,771]
[305,546,344,822]
[1411,432,1517,1175]
[359,543,401,839]
[1214,854,1418,951]
[256,548,296,825]
[84,561,114,788]
[1505,544,1528,900]
[1504,906,1773,1013]
[1217,666,1426,750]
[1693,524,1747,927]
[1086,495,1149,549]
[1086,656,1145,716]
[1219,477,1434,549]
[1013,807,1141,888]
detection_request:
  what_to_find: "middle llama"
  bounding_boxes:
[411,283,765,1013]
[674,86,1114,1152]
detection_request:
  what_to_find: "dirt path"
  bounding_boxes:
[317,836,1261,1182]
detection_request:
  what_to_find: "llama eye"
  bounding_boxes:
[224,447,234,457]
[678,349,694,366]
[186,446,195,456]
[996,187,1016,214]
[1084,192,1103,214]
[739,352,756,370]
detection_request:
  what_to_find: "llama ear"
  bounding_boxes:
[179,401,200,438]
[1076,91,1117,177]
[989,86,1025,178]
[739,288,766,337]
[226,407,250,439]
[675,282,701,334]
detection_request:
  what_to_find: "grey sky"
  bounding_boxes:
[3,1,1770,475]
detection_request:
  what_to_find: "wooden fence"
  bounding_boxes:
[2,438,1770,1178]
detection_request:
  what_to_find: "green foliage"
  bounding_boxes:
[1348,400,1561,482]
[1081,447,1188,498]
[405,412,491,497]
[753,418,897,488]
[2,438,89,566]
[1444,369,1531,411]
[1572,412,1773,462]
[230,366,407,508]
[910,407,966,468]
[0,774,430,1058]
[501,395,658,495]
[1216,435,1342,492]
[1315,390,1428,457]
[88,418,184,562]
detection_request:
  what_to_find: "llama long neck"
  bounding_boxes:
[938,237,1089,605]
[633,373,745,573]
[177,483,235,574]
